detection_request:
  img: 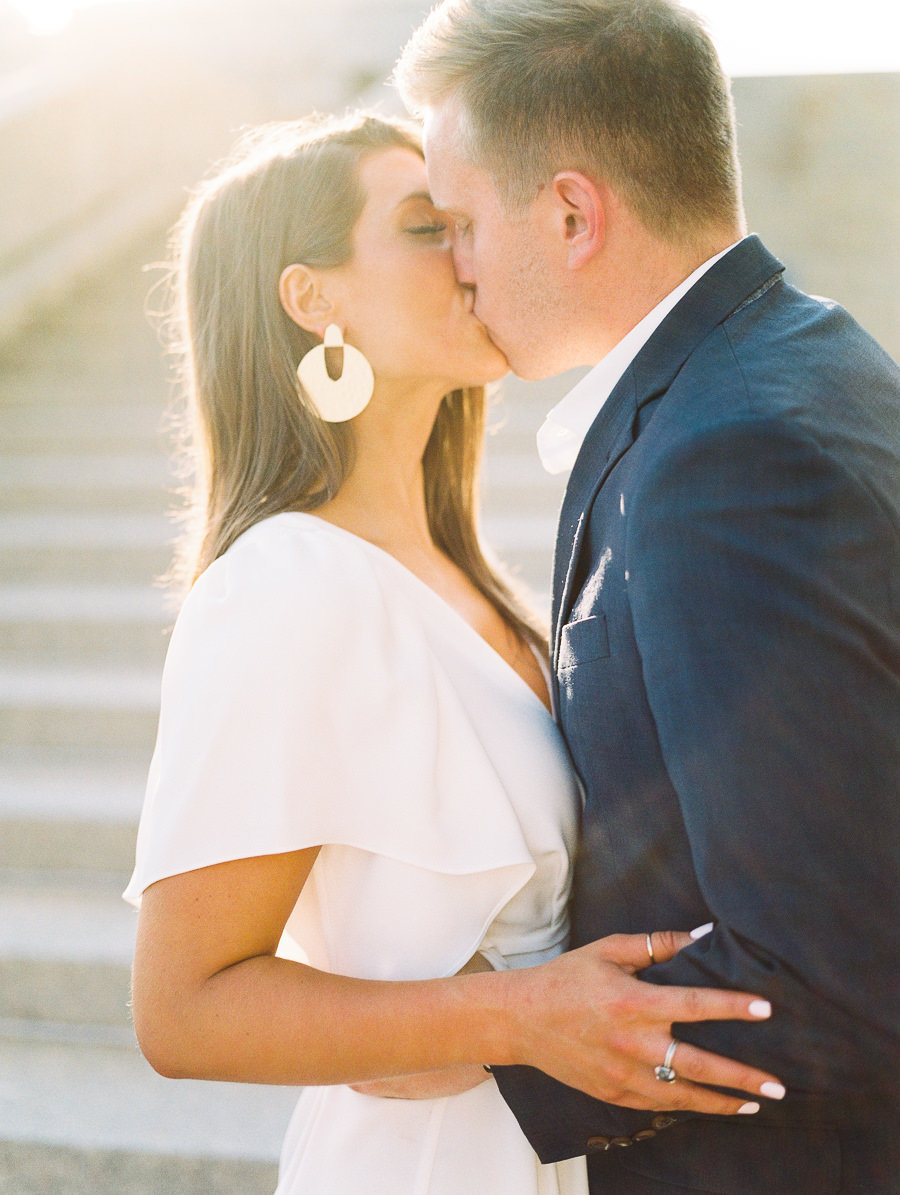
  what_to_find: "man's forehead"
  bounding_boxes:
[423,97,475,166]
[423,104,490,211]
[422,107,456,180]
[422,92,466,151]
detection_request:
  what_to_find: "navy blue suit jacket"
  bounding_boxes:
[496,237,900,1192]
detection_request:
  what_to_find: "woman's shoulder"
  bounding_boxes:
[175,513,395,657]
[197,513,384,604]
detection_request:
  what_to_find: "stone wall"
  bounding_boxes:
[0,0,897,357]
[734,72,899,357]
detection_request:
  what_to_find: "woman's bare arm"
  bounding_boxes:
[350,950,496,1099]
[132,849,511,1086]
[131,849,784,1113]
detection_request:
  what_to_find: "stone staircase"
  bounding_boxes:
[4,16,893,1184]
[0,240,299,1192]
[0,219,575,1189]
[482,377,572,616]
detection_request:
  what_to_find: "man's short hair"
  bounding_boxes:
[395,0,742,241]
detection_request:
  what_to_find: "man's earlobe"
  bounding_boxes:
[551,171,604,268]
[279,264,335,334]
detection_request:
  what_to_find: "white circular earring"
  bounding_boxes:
[296,324,374,422]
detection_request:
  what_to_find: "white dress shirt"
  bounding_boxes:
[536,240,741,474]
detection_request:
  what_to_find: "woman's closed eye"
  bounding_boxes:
[406,222,449,237]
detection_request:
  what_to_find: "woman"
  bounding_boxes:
[126,113,782,1194]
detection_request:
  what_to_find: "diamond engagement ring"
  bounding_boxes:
[654,1039,678,1083]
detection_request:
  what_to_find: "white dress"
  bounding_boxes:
[124,512,588,1195]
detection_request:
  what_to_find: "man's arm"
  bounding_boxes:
[498,412,899,1161]
[624,416,900,1105]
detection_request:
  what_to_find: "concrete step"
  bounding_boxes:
[483,453,568,512]
[0,868,134,1027]
[0,665,160,751]
[0,747,147,872]
[0,284,168,419]
[0,512,171,584]
[0,452,172,514]
[481,510,559,611]
[0,584,170,669]
[0,1026,296,1193]
[0,402,166,453]
[0,1139,280,1195]
[488,366,586,428]
[484,416,549,458]
[480,373,577,606]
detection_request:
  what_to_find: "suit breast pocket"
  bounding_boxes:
[558,614,610,671]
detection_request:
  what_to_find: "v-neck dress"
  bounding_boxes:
[124,512,588,1195]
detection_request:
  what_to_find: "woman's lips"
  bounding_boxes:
[459,290,505,355]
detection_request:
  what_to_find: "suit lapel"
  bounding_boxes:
[551,374,637,666]
[551,235,785,662]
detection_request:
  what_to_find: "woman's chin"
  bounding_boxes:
[479,329,511,379]
[479,343,512,383]
[461,360,510,388]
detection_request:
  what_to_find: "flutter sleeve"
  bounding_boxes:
[123,515,537,915]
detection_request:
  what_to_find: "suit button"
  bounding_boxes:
[610,1136,633,1148]
[586,1136,610,1152]
[651,1115,677,1130]
[633,1129,657,1142]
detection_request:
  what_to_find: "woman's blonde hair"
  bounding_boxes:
[157,111,543,645]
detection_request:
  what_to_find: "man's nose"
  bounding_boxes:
[451,236,475,286]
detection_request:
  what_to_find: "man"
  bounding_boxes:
[396,1,900,1190]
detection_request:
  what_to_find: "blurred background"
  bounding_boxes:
[0,1,897,1190]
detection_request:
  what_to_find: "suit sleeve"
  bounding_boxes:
[622,414,900,1108]
[497,412,900,1161]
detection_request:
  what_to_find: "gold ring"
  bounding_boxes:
[645,933,656,965]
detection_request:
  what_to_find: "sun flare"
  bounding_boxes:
[7,0,900,74]
[9,0,141,37]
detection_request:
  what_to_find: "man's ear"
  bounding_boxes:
[549,171,605,269]
[279,263,336,335]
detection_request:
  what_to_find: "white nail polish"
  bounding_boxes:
[761,1082,786,1100]
[738,1102,760,1114]
[748,1000,771,1018]
[690,922,714,940]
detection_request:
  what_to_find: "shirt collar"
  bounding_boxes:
[536,239,742,474]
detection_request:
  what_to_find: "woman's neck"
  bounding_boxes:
[313,383,441,557]
[309,384,552,710]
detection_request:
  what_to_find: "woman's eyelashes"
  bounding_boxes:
[406,222,449,237]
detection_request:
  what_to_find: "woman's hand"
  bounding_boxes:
[349,931,785,1113]
[499,930,785,1116]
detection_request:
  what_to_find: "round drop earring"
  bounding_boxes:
[297,324,374,422]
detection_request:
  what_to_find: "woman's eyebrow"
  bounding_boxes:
[394,190,435,209]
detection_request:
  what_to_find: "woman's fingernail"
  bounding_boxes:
[738,1102,760,1114]
[748,1000,771,1018]
[761,1081,786,1100]
[690,922,714,940]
